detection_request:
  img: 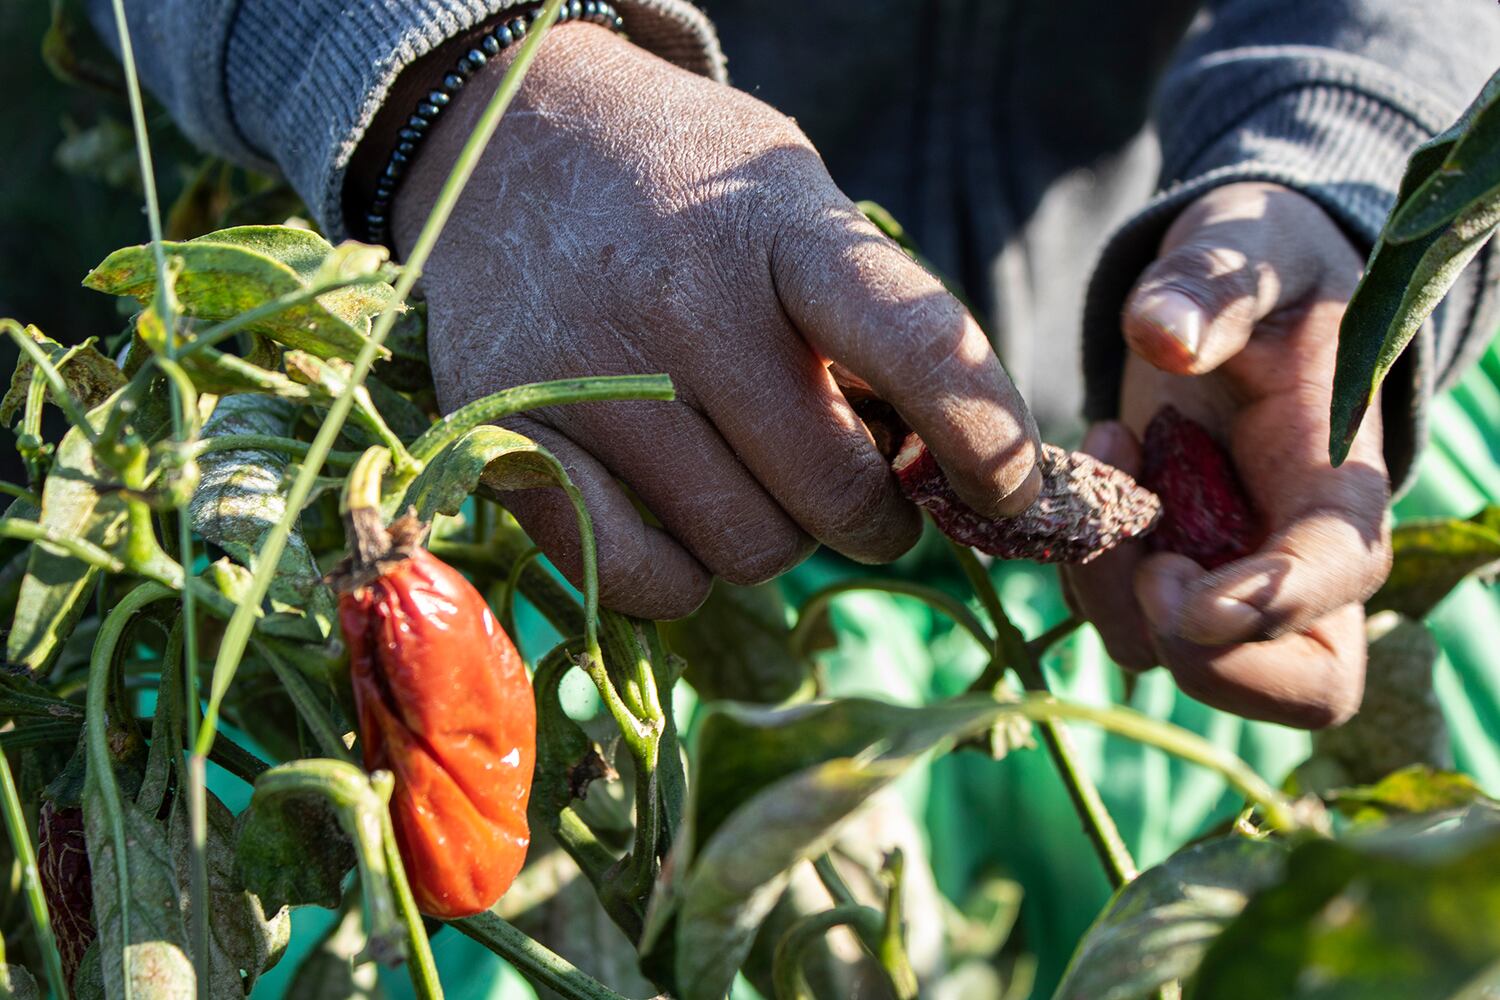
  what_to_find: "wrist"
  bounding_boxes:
[344,4,623,250]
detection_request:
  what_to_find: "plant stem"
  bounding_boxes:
[371,772,445,1000]
[195,0,568,762]
[454,912,638,1000]
[255,640,353,761]
[771,904,885,1000]
[792,577,993,655]
[0,748,68,998]
[408,375,675,462]
[1,321,98,443]
[947,541,1137,887]
[0,481,41,506]
[85,583,177,1000]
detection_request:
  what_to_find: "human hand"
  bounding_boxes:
[384,22,1039,619]
[1063,182,1393,728]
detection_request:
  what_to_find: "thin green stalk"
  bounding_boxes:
[196,0,568,761]
[0,481,41,506]
[792,577,992,655]
[455,912,638,1000]
[0,748,67,998]
[106,0,210,976]
[0,517,127,573]
[85,583,176,1000]
[947,541,1137,886]
[371,772,444,1000]
[1003,696,1307,834]
[408,375,675,462]
[771,904,884,1000]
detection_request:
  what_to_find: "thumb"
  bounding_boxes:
[772,198,1041,518]
[1122,182,1345,375]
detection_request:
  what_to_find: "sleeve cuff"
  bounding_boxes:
[222,0,726,240]
[1081,74,1458,493]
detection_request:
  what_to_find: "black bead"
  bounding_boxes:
[390,149,410,165]
[417,101,443,118]
[464,49,487,71]
[375,182,395,198]
[396,141,416,156]
[408,114,430,131]
[383,161,403,180]
[397,127,424,143]
[510,17,527,37]
[495,24,514,47]
[612,13,624,29]
[427,90,451,107]
[442,72,465,91]
[367,214,386,228]
[570,0,583,19]
[481,33,501,55]
[583,0,598,17]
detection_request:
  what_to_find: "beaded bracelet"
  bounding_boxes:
[364,0,624,245]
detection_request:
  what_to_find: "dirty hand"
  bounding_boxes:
[388,22,1039,620]
[1064,182,1394,728]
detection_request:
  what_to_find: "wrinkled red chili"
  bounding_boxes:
[339,521,536,919]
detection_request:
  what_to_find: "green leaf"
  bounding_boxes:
[83,786,196,998]
[1329,766,1495,824]
[168,788,289,995]
[1387,72,1500,242]
[0,326,125,428]
[189,395,335,630]
[1329,73,1500,467]
[83,226,399,361]
[1056,837,1289,1000]
[284,902,381,999]
[661,581,815,703]
[1367,513,1500,619]
[1190,811,1500,999]
[6,407,126,672]
[233,782,357,913]
[398,424,576,522]
[0,964,40,999]
[671,698,1002,1000]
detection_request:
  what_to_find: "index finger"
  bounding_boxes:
[772,201,1041,517]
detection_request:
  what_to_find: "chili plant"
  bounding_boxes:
[2,9,1499,1000]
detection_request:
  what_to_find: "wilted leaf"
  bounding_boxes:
[1312,613,1451,785]
[1,326,125,427]
[84,226,399,361]
[1191,810,1500,999]
[7,406,126,672]
[399,424,575,522]
[662,581,814,703]
[1367,513,1500,619]
[83,784,195,998]
[670,697,1004,1000]
[1330,73,1500,465]
[285,902,382,999]
[234,784,356,912]
[190,394,335,630]
[169,789,289,995]
[1056,837,1288,1000]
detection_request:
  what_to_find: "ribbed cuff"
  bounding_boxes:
[223,0,725,240]
[1082,65,1457,493]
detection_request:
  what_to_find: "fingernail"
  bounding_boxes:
[1180,594,1263,646]
[1136,290,1203,358]
[1081,421,1127,461]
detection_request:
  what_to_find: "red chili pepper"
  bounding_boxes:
[339,524,536,919]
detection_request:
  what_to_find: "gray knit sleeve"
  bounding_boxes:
[84,0,725,238]
[1081,0,1500,491]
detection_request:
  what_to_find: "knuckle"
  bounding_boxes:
[709,524,814,586]
[814,455,916,561]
